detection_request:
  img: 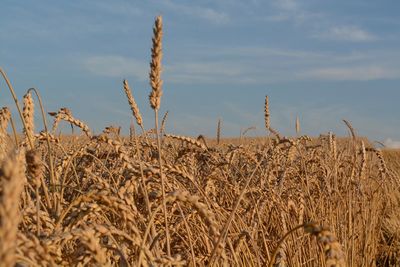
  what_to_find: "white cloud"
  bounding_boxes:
[83,56,148,79]
[300,66,400,81]
[317,26,377,42]
[384,139,400,149]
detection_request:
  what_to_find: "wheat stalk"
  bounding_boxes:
[148,15,171,258]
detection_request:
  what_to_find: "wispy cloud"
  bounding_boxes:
[93,1,142,16]
[316,26,377,42]
[384,138,400,149]
[82,45,400,85]
[273,0,299,11]
[161,0,229,24]
[165,61,245,84]
[300,66,400,81]
[265,0,322,24]
[83,56,148,79]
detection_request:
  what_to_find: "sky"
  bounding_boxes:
[1,0,400,147]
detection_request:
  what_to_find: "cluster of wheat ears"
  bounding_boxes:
[0,16,399,267]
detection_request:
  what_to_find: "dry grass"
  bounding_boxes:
[0,16,399,267]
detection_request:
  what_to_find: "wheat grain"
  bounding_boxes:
[50,108,91,137]
[0,151,26,266]
[304,223,346,267]
[217,118,221,145]
[265,95,270,130]
[149,15,163,111]
[123,79,143,127]
[165,134,208,150]
[23,92,35,145]
[0,107,11,159]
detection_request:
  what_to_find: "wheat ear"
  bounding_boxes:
[217,118,221,145]
[23,92,35,145]
[50,108,91,137]
[123,79,144,128]
[343,119,356,140]
[160,110,169,135]
[26,149,45,236]
[264,95,281,139]
[295,115,300,135]
[264,95,270,129]
[304,223,346,267]
[149,15,163,111]
[0,151,26,266]
[0,68,34,149]
[165,134,208,150]
[0,107,11,159]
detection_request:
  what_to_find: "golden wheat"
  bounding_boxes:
[0,15,397,267]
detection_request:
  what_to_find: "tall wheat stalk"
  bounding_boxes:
[122,80,152,219]
[148,15,171,257]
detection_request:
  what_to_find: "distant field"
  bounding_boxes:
[1,15,399,267]
[382,149,400,176]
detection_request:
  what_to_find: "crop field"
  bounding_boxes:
[0,16,399,267]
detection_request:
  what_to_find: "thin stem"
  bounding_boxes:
[138,203,163,266]
[8,115,19,147]
[131,124,157,247]
[132,125,152,217]
[268,223,309,267]
[35,186,41,236]
[27,88,57,213]
[0,68,34,149]
[155,109,171,257]
[208,159,263,266]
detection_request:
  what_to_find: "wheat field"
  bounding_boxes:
[0,16,399,267]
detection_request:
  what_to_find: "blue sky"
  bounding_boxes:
[1,0,400,146]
